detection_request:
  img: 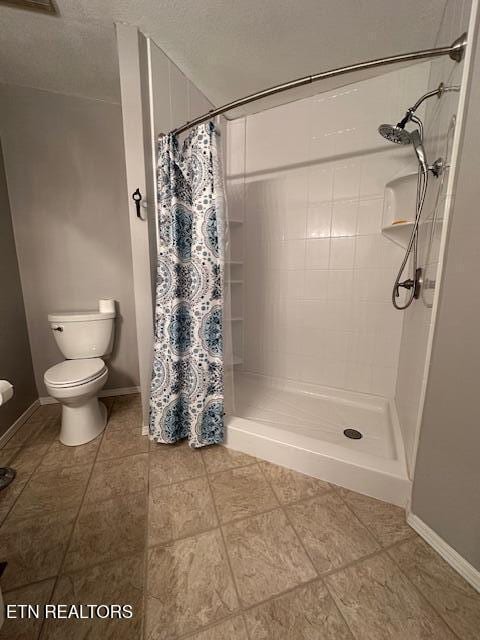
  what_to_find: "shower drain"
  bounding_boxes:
[343,428,363,440]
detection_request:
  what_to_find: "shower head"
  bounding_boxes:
[378,123,412,145]
[378,123,428,175]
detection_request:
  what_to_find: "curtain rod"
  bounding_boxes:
[170,32,467,136]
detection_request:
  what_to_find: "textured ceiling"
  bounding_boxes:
[0,0,447,106]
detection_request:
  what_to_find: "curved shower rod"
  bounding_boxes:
[170,32,467,136]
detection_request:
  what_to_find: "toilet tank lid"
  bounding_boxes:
[48,310,116,322]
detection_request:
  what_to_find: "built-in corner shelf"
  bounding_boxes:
[382,173,417,248]
[381,221,415,248]
[228,260,243,265]
[227,280,243,284]
[232,355,243,366]
[228,317,243,322]
[228,219,243,226]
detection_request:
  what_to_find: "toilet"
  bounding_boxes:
[44,307,115,446]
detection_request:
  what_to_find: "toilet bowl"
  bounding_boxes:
[45,306,116,447]
[44,358,109,446]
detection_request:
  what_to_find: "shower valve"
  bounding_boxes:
[394,268,422,300]
[394,279,415,297]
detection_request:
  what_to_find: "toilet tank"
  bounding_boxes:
[48,310,115,359]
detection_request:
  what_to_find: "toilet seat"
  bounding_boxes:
[44,358,107,388]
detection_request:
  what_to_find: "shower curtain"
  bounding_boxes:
[149,122,226,448]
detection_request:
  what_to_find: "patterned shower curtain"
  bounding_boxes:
[149,122,226,448]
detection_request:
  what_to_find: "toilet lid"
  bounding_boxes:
[44,358,106,388]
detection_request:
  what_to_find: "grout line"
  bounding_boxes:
[256,462,318,575]
[204,460,260,477]
[9,547,147,596]
[386,542,464,640]
[253,464,351,639]
[333,485,416,550]
[175,612,247,640]
[0,417,63,529]
[149,470,207,491]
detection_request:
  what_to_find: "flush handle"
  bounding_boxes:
[51,324,63,332]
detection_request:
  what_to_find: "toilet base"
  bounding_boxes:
[60,398,107,446]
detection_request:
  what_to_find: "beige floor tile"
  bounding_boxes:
[287,493,379,573]
[0,508,77,590]
[1,425,33,450]
[259,461,332,504]
[0,479,27,526]
[244,579,353,640]
[149,441,205,487]
[8,464,91,522]
[1,410,59,450]
[201,445,256,474]
[97,424,148,461]
[148,476,217,546]
[325,552,456,639]
[100,396,116,415]
[63,491,147,573]
[39,436,100,471]
[107,394,142,431]
[85,453,148,503]
[187,616,249,640]
[0,578,55,640]
[223,508,317,607]
[0,444,49,483]
[146,529,239,639]
[41,555,144,640]
[337,488,414,546]
[112,393,141,412]
[30,404,62,422]
[33,415,62,446]
[389,537,480,640]
[211,464,278,523]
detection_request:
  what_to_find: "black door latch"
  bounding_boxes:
[132,188,143,218]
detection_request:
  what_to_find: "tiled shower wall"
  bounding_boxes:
[226,64,431,397]
[395,0,472,473]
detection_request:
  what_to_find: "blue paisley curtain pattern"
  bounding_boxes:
[149,122,226,448]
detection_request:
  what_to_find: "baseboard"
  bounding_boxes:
[407,512,480,593]
[39,386,140,405]
[99,386,140,398]
[0,399,40,448]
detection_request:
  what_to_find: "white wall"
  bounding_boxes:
[227,64,430,397]
[146,37,213,262]
[0,84,140,396]
[0,140,37,436]
[395,0,472,474]
[411,0,480,571]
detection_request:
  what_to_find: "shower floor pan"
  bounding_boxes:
[226,372,410,506]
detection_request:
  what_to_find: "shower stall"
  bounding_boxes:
[222,39,469,505]
[117,3,474,508]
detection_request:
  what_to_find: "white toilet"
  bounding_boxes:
[44,307,115,446]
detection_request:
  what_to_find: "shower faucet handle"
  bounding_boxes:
[394,279,415,298]
[395,268,422,299]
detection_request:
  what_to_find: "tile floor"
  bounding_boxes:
[0,394,479,639]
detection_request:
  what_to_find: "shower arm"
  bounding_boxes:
[169,33,467,136]
[397,83,460,129]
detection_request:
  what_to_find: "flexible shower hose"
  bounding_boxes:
[391,164,429,310]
